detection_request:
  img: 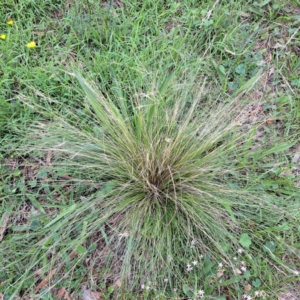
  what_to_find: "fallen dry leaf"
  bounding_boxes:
[35,268,43,276]
[57,287,67,299]
[82,286,103,300]
[217,269,224,278]
[292,153,300,163]
[46,150,53,166]
[278,290,300,300]
[35,268,57,293]
[113,279,122,288]
[266,118,274,125]
[70,251,78,259]
[90,291,103,300]
[273,42,285,49]
[116,0,125,7]
[56,288,72,300]
[248,104,263,116]
[0,214,10,242]
[63,292,72,300]
[269,67,275,76]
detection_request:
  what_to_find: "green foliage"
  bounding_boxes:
[239,233,252,249]
[0,0,300,298]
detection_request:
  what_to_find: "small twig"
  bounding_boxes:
[205,0,220,20]
[0,214,10,242]
[278,69,295,95]
[284,26,300,49]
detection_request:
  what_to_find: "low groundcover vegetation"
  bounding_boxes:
[1,0,300,299]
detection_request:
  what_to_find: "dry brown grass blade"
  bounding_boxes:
[35,268,57,293]
[57,287,73,300]
[0,214,10,242]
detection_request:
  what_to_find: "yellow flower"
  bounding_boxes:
[0,34,6,40]
[7,20,14,25]
[27,41,36,49]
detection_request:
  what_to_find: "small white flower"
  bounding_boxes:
[187,266,193,271]
[235,268,242,275]
[233,256,237,261]
[241,266,247,272]
[198,289,204,296]
[254,291,259,297]
[173,287,177,292]
[247,296,252,300]
[257,60,266,66]
[146,286,150,290]
[164,278,168,282]
[240,260,245,265]
[218,262,223,268]
[141,284,145,289]
[243,294,248,299]
[238,248,243,254]
[192,260,198,266]
[200,254,204,259]
[187,263,191,268]
[191,239,196,245]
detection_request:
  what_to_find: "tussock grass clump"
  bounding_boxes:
[4,73,299,298]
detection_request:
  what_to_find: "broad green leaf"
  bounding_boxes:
[36,169,47,179]
[147,104,156,130]
[278,222,290,231]
[263,241,276,253]
[244,270,251,280]
[212,59,226,79]
[76,245,87,255]
[220,242,230,252]
[44,204,77,228]
[256,0,272,7]
[228,82,238,90]
[27,194,46,214]
[182,284,192,296]
[232,69,263,96]
[89,242,98,252]
[28,180,37,188]
[159,73,175,94]
[257,142,295,159]
[219,65,226,76]
[222,203,236,222]
[217,277,240,286]
[239,233,252,248]
[252,278,261,288]
[29,220,42,231]
[235,64,246,75]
